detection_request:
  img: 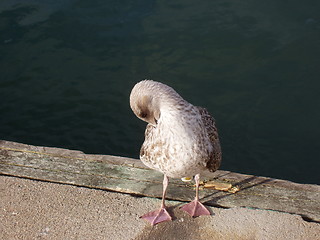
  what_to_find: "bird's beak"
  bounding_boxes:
[150,118,158,127]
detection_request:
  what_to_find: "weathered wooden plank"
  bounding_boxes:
[0,140,319,222]
[0,145,198,199]
[0,151,197,200]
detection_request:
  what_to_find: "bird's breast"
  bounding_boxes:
[140,116,212,178]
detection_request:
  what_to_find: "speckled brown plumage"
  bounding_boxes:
[196,106,222,172]
[130,80,222,225]
[130,80,221,178]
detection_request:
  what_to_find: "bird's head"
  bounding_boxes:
[130,81,161,126]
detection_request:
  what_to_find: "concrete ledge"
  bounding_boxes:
[0,140,319,222]
[1,140,320,239]
[1,175,319,240]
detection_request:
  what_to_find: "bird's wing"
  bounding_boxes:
[140,123,154,159]
[197,106,222,172]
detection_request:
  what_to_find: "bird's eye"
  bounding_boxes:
[140,112,147,118]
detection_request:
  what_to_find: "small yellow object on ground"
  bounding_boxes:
[181,177,193,182]
[203,181,239,193]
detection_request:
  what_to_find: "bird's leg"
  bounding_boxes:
[140,175,172,225]
[180,174,210,217]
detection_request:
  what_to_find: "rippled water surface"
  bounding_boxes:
[1,0,320,184]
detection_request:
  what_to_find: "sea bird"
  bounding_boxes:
[130,80,221,225]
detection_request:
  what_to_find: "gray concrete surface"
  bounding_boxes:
[1,139,319,223]
[1,175,319,240]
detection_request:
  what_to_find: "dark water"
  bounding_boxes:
[1,1,320,184]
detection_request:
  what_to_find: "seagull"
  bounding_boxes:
[130,80,221,225]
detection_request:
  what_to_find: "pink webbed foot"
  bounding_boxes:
[140,207,172,225]
[180,200,210,217]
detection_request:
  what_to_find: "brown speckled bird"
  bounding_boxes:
[130,80,221,225]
